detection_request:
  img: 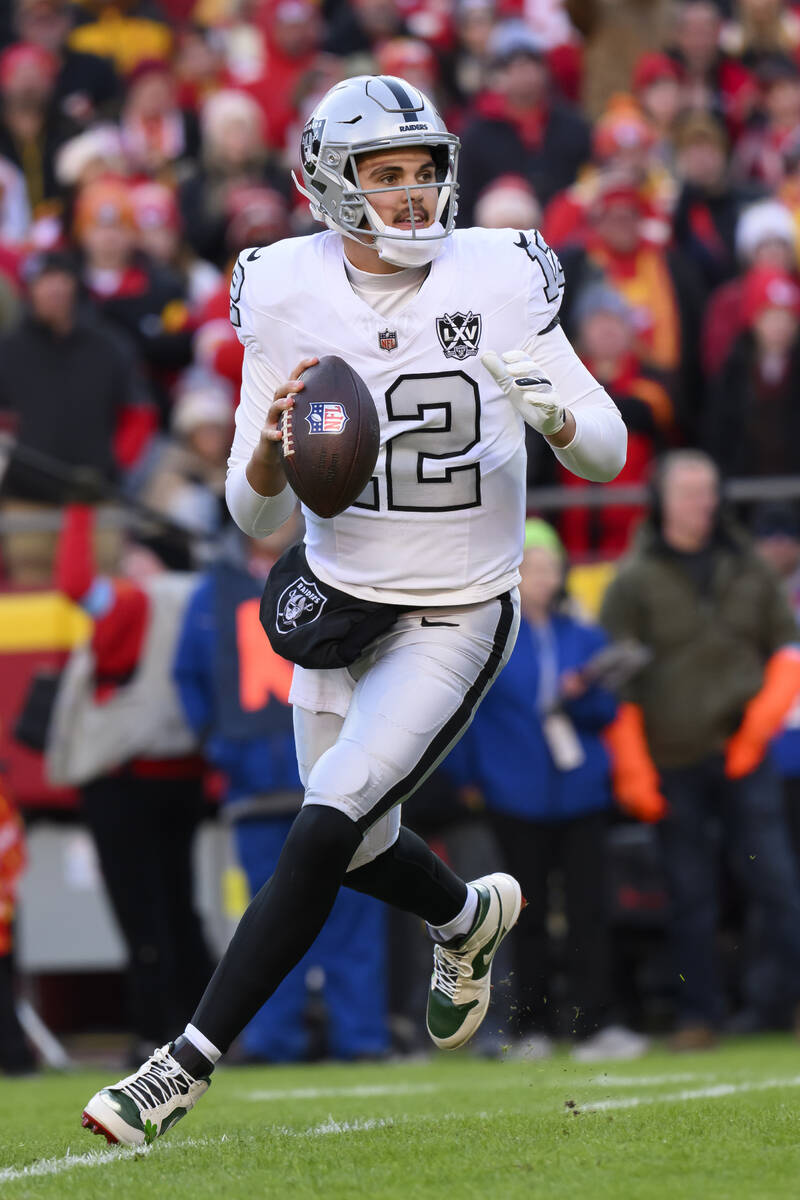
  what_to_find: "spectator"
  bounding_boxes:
[179,89,289,267]
[324,0,406,59]
[457,20,591,225]
[172,523,389,1062]
[732,54,800,189]
[0,155,31,244]
[119,59,199,180]
[602,450,800,1048]
[0,785,33,1076]
[45,504,215,1063]
[633,51,686,157]
[720,0,800,75]
[131,181,220,310]
[454,519,647,1060]
[558,172,706,436]
[241,0,323,153]
[701,198,798,377]
[667,0,757,137]
[559,283,673,556]
[671,109,759,291]
[16,0,120,127]
[443,0,496,108]
[0,42,78,212]
[474,173,541,230]
[67,0,172,77]
[74,177,194,416]
[542,100,676,251]
[137,370,233,545]
[705,266,800,477]
[0,250,155,582]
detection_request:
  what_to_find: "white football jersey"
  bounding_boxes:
[230,226,566,606]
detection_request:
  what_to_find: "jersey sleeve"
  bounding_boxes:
[225,250,298,537]
[516,229,565,336]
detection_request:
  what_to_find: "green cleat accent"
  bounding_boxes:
[426,873,523,1051]
[82,1044,210,1147]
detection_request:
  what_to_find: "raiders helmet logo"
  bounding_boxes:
[436,311,482,360]
[275,577,327,635]
[300,118,326,177]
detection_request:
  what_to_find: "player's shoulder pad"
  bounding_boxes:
[453,226,565,319]
[229,232,326,327]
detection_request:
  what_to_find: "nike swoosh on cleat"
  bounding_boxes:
[471,887,507,979]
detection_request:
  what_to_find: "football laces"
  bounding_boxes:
[281,407,295,458]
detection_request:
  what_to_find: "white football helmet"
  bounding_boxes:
[293,75,460,267]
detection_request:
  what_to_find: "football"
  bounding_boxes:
[280,355,380,519]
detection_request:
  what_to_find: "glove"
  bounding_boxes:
[725,647,800,779]
[604,702,667,823]
[481,349,567,437]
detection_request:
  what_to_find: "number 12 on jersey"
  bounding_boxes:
[354,371,482,514]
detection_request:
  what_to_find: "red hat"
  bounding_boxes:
[633,52,681,93]
[592,171,647,213]
[377,38,438,80]
[742,266,800,326]
[593,104,655,160]
[73,178,136,238]
[131,181,181,233]
[0,42,58,90]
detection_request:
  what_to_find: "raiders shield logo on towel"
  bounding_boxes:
[436,311,482,360]
[275,577,327,634]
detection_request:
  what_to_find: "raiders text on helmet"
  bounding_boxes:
[293,75,460,267]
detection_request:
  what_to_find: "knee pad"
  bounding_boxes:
[304,737,375,821]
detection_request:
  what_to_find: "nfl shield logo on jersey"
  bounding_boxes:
[275,577,327,634]
[436,311,482,360]
[305,402,350,435]
[378,329,398,352]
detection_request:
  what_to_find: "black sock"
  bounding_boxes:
[345,826,467,925]
[172,1034,215,1079]
[188,805,362,1053]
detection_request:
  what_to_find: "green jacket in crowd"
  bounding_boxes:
[600,517,799,769]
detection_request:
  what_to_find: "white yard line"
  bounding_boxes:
[580,1075,800,1112]
[242,1082,439,1102]
[587,1073,716,1088]
[0,1136,225,1184]
[1,1109,483,1184]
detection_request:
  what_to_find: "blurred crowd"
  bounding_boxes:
[4,0,800,1070]
[0,0,800,566]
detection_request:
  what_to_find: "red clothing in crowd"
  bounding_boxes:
[0,789,25,957]
[54,505,204,779]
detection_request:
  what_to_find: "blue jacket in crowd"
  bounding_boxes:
[173,563,301,805]
[451,612,617,821]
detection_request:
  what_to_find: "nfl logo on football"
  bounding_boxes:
[305,401,349,435]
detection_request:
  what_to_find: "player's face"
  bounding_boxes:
[355,147,438,230]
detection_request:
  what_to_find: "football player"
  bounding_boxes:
[83,75,626,1145]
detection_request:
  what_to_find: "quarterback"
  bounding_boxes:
[82,75,626,1145]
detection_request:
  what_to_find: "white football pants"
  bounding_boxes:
[291,589,519,871]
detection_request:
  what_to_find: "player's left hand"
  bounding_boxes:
[481,349,566,437]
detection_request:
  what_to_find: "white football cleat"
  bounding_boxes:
[426,872,523,1050]
[82,1044,210,1146]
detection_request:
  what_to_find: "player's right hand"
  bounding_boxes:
[255,356,318,467]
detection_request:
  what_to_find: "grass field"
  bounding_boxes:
[2,1036,800,1199]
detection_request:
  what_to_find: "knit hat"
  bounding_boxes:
[524,518,565,557]
[474,174,540,230]
[488,20,546,66]
[735,200,797,263]
[73,178,135,237]
[572,281,634,326]
[593,102,655,161]
[741,265,800,327]
[172,373,233,435]
[633,52,681,93]
[0,42,58,90]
